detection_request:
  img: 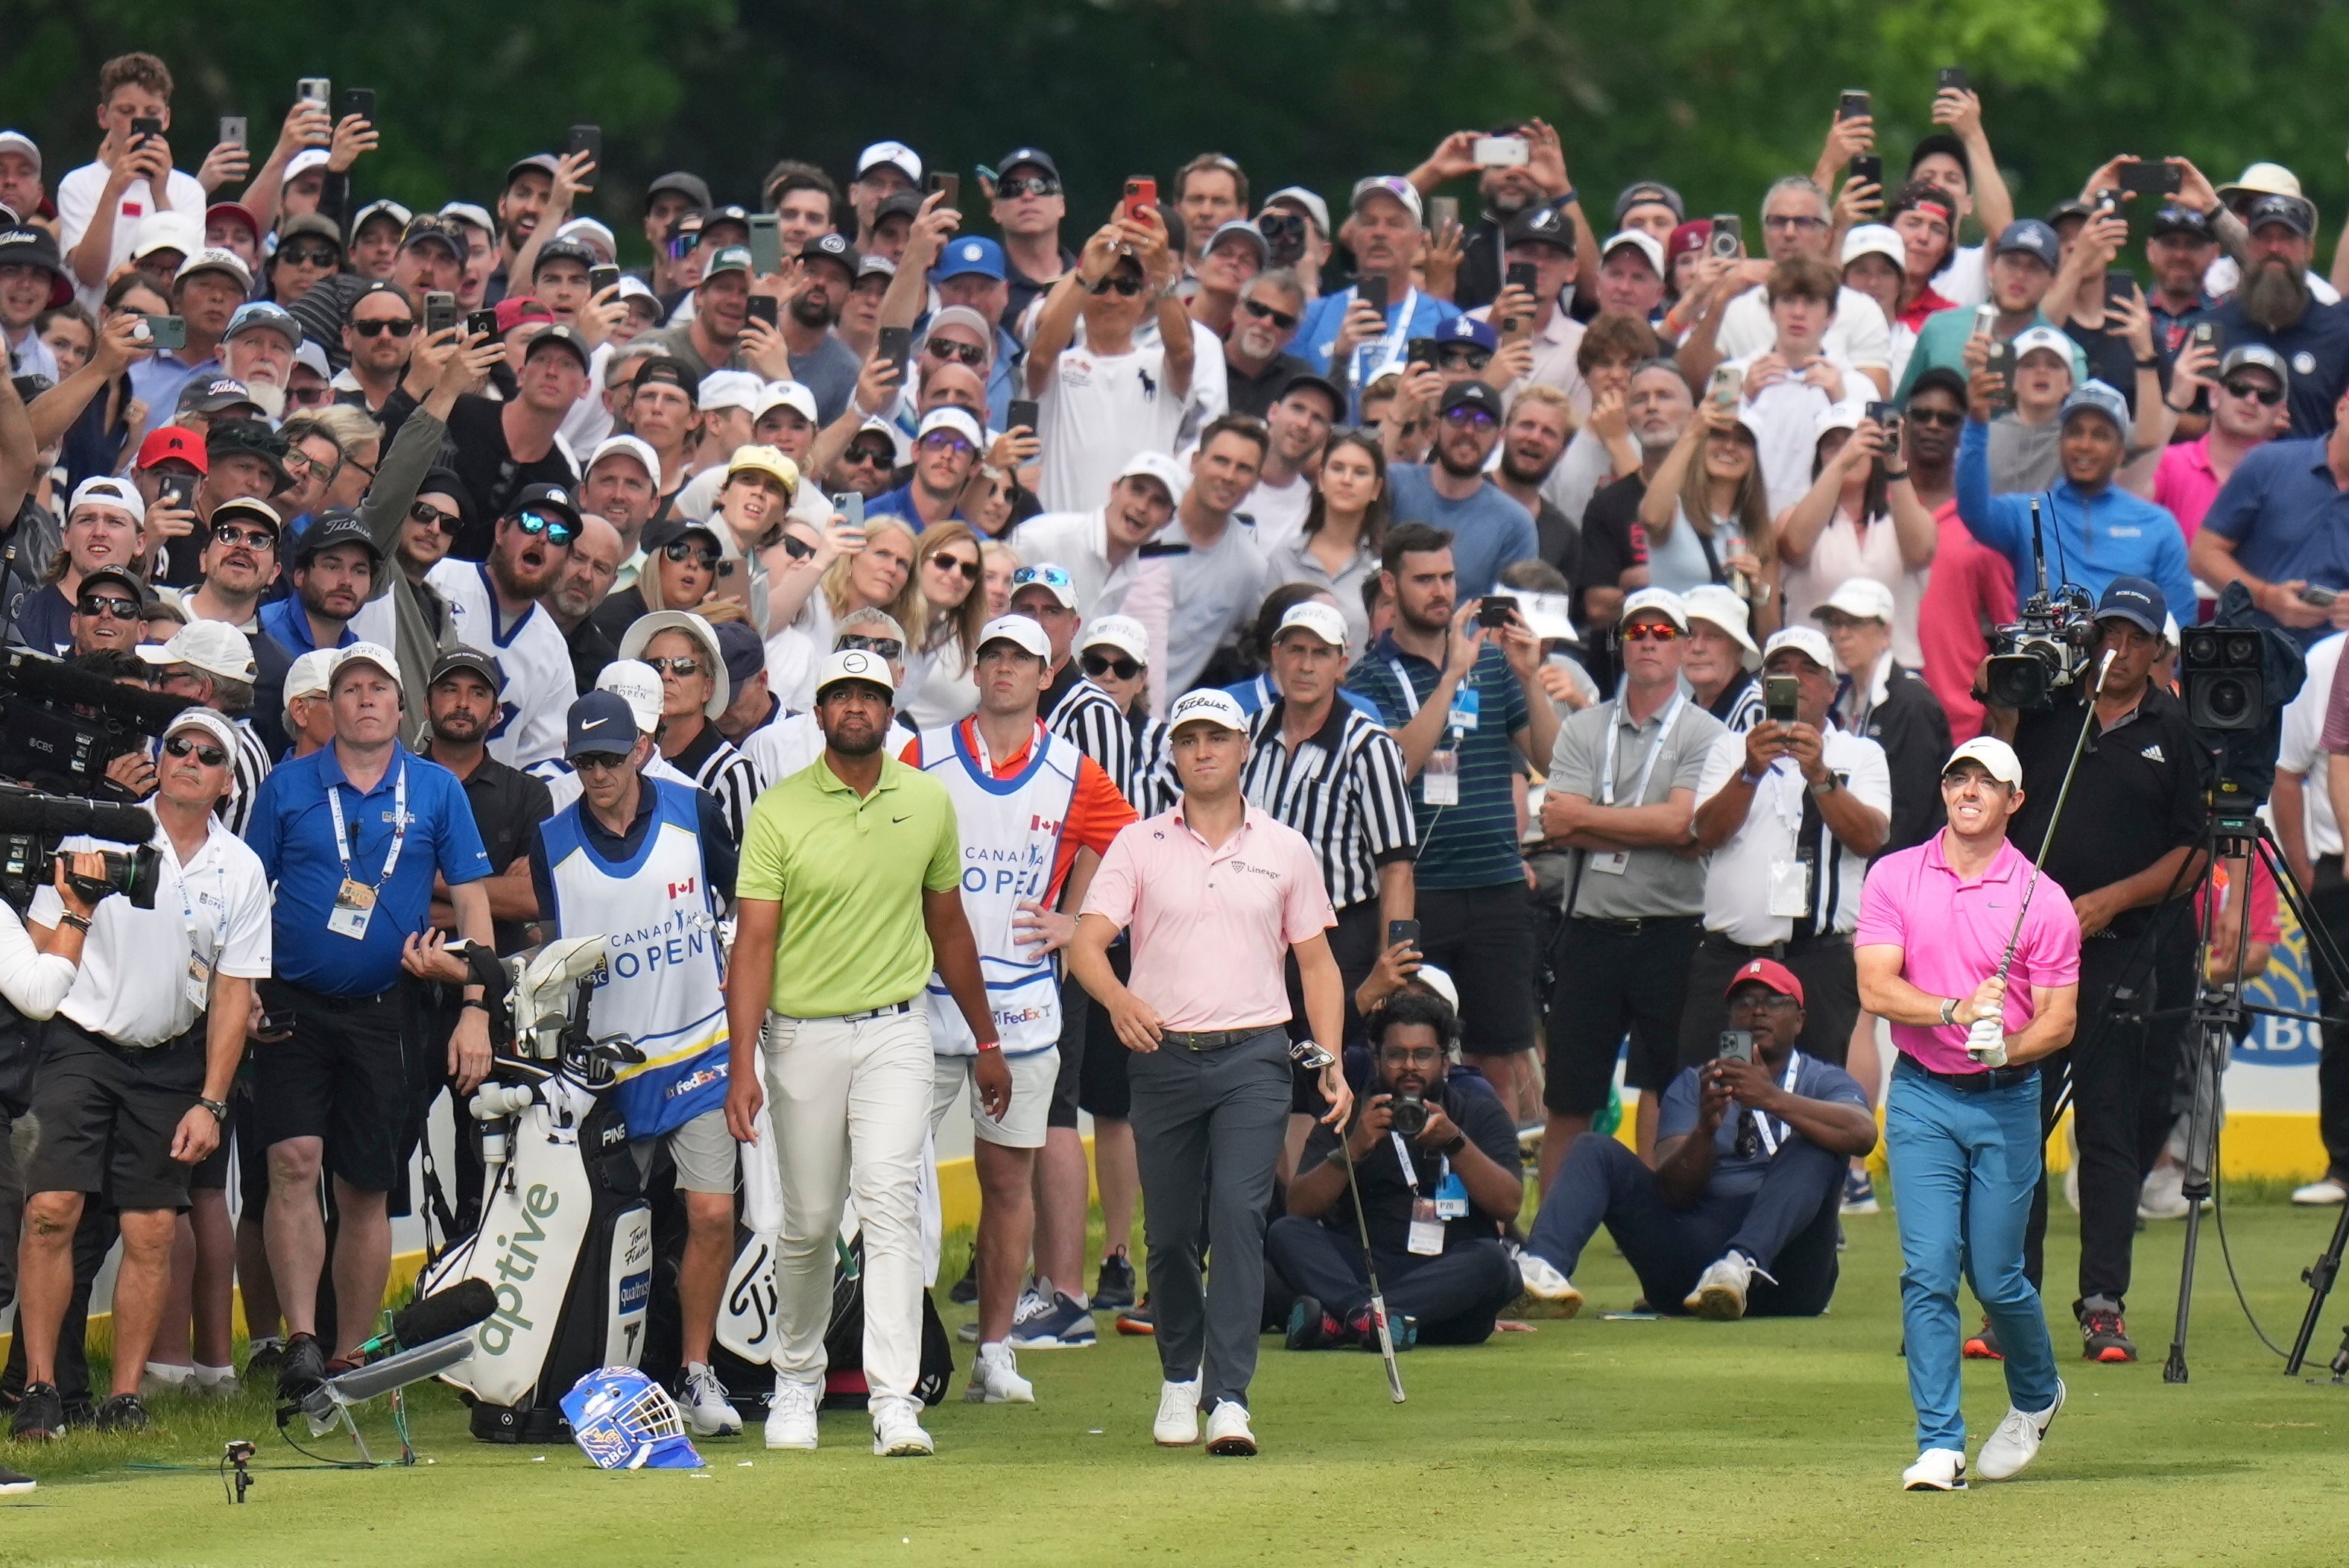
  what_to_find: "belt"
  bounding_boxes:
[1703,930,1851,961]
[1571,914,1696,937]
[1160,1026,1279,1052]
[835,1000,914,1023]
[1905,1055,2037,1093]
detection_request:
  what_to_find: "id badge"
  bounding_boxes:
[1767,858,1811,918]
[1447,684,1480,733]
[1407,1197,1445,1256]
[1433,1170,1470,1221]
[1423,749,1461,807]
[184,949,213,1011]
[327,878,377,941]
[1589,849,1630,875]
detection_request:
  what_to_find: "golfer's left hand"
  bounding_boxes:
[1318,1061,1353,1128]
[1966,1017,2008,1068]
[974,1047,1013,1120]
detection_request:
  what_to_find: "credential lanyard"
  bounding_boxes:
[1389,1131,1449,1194]
[1388,657,1460,744]
[1353,286,1420,385]
[1749,1051,1803,1157]
[326,759,410,893]
[1599,694,1683,808]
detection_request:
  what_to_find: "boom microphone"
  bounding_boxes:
[351,1279,497,1362]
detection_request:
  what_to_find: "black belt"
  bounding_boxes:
[1702,930,1850,961]
[835,1000,914,1023]
[1571,914,1697,937]
[1905,1055,2037,1093]
[1160,1026,1280,1052]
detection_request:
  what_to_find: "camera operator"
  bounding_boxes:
[7,711,268,1441]
[127,619,271,835]
[1270,990,1521,1350]
[1515,961,1875,1321]
[1981,577,2206,1365]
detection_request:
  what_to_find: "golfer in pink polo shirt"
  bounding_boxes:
[1856,735,2081,1493]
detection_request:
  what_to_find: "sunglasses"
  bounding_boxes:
[163,734,228,766]
[918,431,975,456]
[1762,215,1829,232]
[1436,347,1492,370]
[1904,406,1964,428]
[646,656,704,677]
[281,448,336,480]
[1090,273,1145,297]
[1441,406,1497,429]
[350,317,415,338]
[409,499,462,534]
[2221,378,2286,405]
[514,509,579,545]
[211,522,275,550]
[1241,297,1299,331]
[663,540,721,569]
[573,750,632,774]
[996,175,1060,199]
[927,552,981,581]
[778,531,816,560]
[77,594,139,619]
[279,244,340,268]
[843,444,894,467]
[926,338,986,367]
[286,384,334,408]
[1012,565,1073,590]
[1621,622,1683,642]
[1081,651,1141,680]
[838,634,903,660]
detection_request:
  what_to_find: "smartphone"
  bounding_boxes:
[1429,195,1459,232]
[254,1004,297,1043]
[745,294,778,329]
[340,88,375,124]
[589,263,621,295]
[219,116,247,150]
[1505,259,1540,297]
[1938,66,1970,93]
[1849,154,1882,192]
[461,308,496,339]
[1406,335,1441,367]
[1718,1030,1755,1065]
[141,313,187,350]
[1708,362,1741,408]
[747,212,781,276]
[1710,213,1742,257]
[1764,673,1800,724]
[1472,136,1528,168]
[1356,274,1389,317]
[1971,301,1999,338]
[1837,89,1871,121]
[423,290,458,338]
[1982,338,2017,411]
[1386,920,1421,951]
[2091,187,2120,216]
[1478,595,1518,629]
[837,489,867,530]
[297,77,332,106]
[564,124,602,189]
[155,471,197,510]
[1122,177,1157,224]
[130,116,162,146]
[929,170,960,209]
[1006,397,1040,433]
[2119,160,2181,199]
[2190,320,2217,350]
[2300,585,2341,608]
[2102,270,2137,306]
[877,325,913,382]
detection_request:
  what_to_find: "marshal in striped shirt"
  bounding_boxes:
[222,716,274,838]
[668,721,759,848]
[1043,664,1136,808]
[1240,698,1418,911]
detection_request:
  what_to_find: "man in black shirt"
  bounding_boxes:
[1222,271,1312,420]
[1269,991,1523,1349]
[379,326,587,559]
[1990,575,2206,1363]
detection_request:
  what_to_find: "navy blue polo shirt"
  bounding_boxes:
[2203,297,2349,437]
[2200,436,2349,648]
[1346,633,1528,891]
[247,742,491,995]
[863,482,960,531]
[1657,1055,1868,1198]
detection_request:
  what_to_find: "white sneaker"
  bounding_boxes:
[1514,1252,1583,1316]
[2138,1164,2192,1221]
[1976,1379,2064,1482]
[965,1343,1035,1405]
[1685,1251,1767,1321]
[1902,1447,1968,1490]
[1203,1400,1257,1457]
[196,1371,244,1402]
[871,1398,935,1457]
[763,1376,819,1451]
[1151,1377,1201,1447]
[682,1362,742,1436]
[2292,1175,2348,1207]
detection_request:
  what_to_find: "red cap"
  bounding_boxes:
[493,294,555,336]
[136,424,209,475]
[204,200,260,237]
[1666,219,1713,260]
[1725,957,1803,1005]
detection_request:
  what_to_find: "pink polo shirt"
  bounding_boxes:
[1082,803,1335,1031]
[1856,831,2082,1074]
[2151,436,2223,541]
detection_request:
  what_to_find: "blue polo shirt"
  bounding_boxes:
[864,483,960,531]
[247,742,491,995]
[2203,297,2349,438]
[1382,464,1541,601]
[1294,284,1463,380]
[1346,633,1528,891]
[2200,436,2349,647]
[258,593,355,657]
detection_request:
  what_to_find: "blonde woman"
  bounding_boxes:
[1635,396,1782,636]
[901,522,990,726]
[980,539,1022,619]
[816,514,924,657]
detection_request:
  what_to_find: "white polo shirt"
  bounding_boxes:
[2277,631,2344,858]
[1713,284,1893,376]
[1693,726,1890,946]
[29,813,273,1049]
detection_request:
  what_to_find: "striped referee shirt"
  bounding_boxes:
[222,717,274,839]
[1043,663,1136,807]
[670,721,759,849]
[1242,698,1418,911]
[1126,712,1176,818]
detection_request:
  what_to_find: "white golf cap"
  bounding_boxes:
[1840,223,1905,271]
[163,707,240,759]
[553,216,617,258]
[1009,563,1079,610]
[616,610,730,718]
[1349,176,1423,226]
[1264,186,1331,236]
[1115,449,1189,504]
[68,475,145,527]
[975,614,1052,660]
[1600,228,1666,275]
[285,647,338,704]
[1166,689,1250,735]
[286,148,331,182]
[1081,615,1150,665]
[1412,963,1460,1014]
[439,200,495,234]
[174,245,253,290]
[1274,600,1349,650]
[136,619,256,683]
[294,338,332,381]
[697,369,765,415]
[130,211,200,262]
[1619,586,1689,631]
[2010,324,2074,365]
[1815,401,1863,440]
[1681,583,1759,660]
[1762,625,1837,671]
[856,141,923,183]
[917,406,985,449]
[0,131,39,170]
[753,380,819,425]
[595,659,665,733]
[1944,735,2023,788]
[1815,576,1897,624]
[815,645,897,698]
[588,433,660,481]
[332,640,405,693]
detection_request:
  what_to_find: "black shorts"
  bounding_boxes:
[1078,943,1135,1121]
[1543,915,1701,1116]
[1676,935,1862,1071]
[1417,882,1539,1055]
[1289,899,1385,1115]
[1046,974,1089,1131]
[250,981,411,1194]
[233,1085,269,1217]
[23,1019,206,1212]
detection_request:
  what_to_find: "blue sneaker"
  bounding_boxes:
[1842,1168,1879,1215]
[1008,1291,1096,1349]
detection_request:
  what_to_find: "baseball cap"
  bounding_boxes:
[856,141,923,184]
[162,707,240,761]
[224,300,301,346]
[552,217,616,258]
[1993,219,2061,268]
[1725,957,1804,1005]
[753,380,819,426]
[2149,205,2214,241]
[350,197,412,236]
[1274,601,1349,650]
[1944,735,2023,788]
[1263,187,1330,237]
[1613,180,1685,223]
[0,130,39,170]
[1167,689,1250,735]
[566,691,639,760]
[206,418,290,490]
[976,615,1052,661]
[2059,379,2132,442]
[277,212,342,250]
[1599,229,1666,275]
[0,227,66,309]
[934,236,1005,282]
[283,148,332,184]
[800,231,861,274]
[128,212,200,263]
[873,190,926,225]
[588,433,661,481]
[1840,224,1905,271]
[533,236,598,275]
[646,171,712,209]
[67,475,145,527]
[633,355,701,397]
[332,640,404,694]
[1681,584,1758,661]
[1815,577,1897,625]
[1762,625,1837,671]
[75,564,145,607]
[696,368,765,415]
[294,340,331,382]
[297,510,386,566]
[2219,344,2289,385]
[507,481,584,531]
[1081,615,1150,666]
[1275,371,1344,419]
[189,378,264,417]
[174,247,253,291]
[1620,587,1689,631]
[1438,380,1502,420]
[211,496,284,537]
[2093,575,2167,636]
[493,294,554,337]
[2010,324,2075,364]
[2244,192,2316,238]
[815,645,896,699]
[1814,402,1863,444]
[1009,563,1078,610]
[996,147,1060,182]
[503,152,560,189]
[1505,205,1575,253]
[399,214,465,256]
[284,648,338,706]
[136,619,256,683]
[136,426,207,474]
[443,201,497,235]
[617,610,730,717]
[596,660,665,733]
[1349,176,1423,226]
[1115,450,1189,505]
[713,619,766,693]
[724,443,800,493]
[701,244,753,279]
[917,407,985,450]
[1435,316,1499,353]
[1667,221,1713,263]
[429,645,505,692]
[1204,219,1268,263]
[857,254,898,284]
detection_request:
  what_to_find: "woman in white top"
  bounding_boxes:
[1775,406,1936,667]
[1257,429,1388,654]
[900,522,990,727]
[1635,395,1782,638]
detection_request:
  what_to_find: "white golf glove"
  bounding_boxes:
[1966,1016,2008,1068]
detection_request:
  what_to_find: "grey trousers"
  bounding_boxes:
[1128,1027,1291,1410]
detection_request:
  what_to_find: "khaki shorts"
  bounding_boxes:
[631,1106,738,1195]
[929,1049,1057,1150]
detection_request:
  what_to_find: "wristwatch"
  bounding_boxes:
[1809,774,1840,796]
[1939,996,1959,1027]
[57,912,91,933]
[1440,1132,1467,1157]
[198,1096,229,1122]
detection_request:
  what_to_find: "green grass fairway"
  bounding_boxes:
[7,1197,2349,1566]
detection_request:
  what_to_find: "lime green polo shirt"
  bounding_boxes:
[737,752,962,1017]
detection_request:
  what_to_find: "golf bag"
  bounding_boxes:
[704,1210,953,1411]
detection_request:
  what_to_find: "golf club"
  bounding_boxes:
[1333,1129,1406,1403]
[1992,649,2117,993]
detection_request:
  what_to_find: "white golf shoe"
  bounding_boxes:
[1203,1400,1257,1456]
[965,1342,1035,1404]
[1976,1380,2064,1482]
[871,1398,935,1457]
[1686,1251,1768,1320]
[1902,1447,1968,1490]
[1514,1251,1583,1316]
[1151,1377,1201,1446]
[764,1376,819,1450]
[682,1362,742,1437]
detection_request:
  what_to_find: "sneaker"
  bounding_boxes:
[1284,1295,1341,1351]
[94,1394,151,1434]
[965,1342,1034,1405]
[243,1337,285,1382]
[195,1370,244,1401]
[2291,1174,2348,1207]
[1203,1400,1257,1457]
[1093,1251,1137,1312]
[1116,1298,1156,1336]
[2138,1163,2197,1221]
[1008,1291,1096,1349]
[1902,1447,1968,1490]
[139,1363,193,1401]
[1151,1377,1201,1447]
[1976,1379,2064,1482]
[2081,1307,2137,1363]
[949,1257,980,1307]
[681,1362,742,1437]
[956,1318,981,1344]
[1963,1318,2004,1360]
[7,1382,64,1443]
[871,1399,935,1457]
[1514,1252,1583,1318]
[1346,1306,1417,1353]
[1843,1169,1880,1215]
[764,1377,819,1451]
[1686,1251,1767,1321]
[0,1460,33,1494]
[276,1333,327,1400]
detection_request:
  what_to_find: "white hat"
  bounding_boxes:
[916,406,985,449]
[1264,186,1331,237]
[855,140,923,184]
[1600,229,1666,275]
[696,369,765,415]
[1944,735,2023,788]
[1619,587,1689,631]
[67,475,145,527]
[1114,449,1188,505]
[1166,688,1249,734]
[285,148,331,182]
[1681,583,1759,661]
[0,130,39,171]
[1411,963,1460,1014]
[1840,223,1905,271]
[616,610,730,718]
[174,246,253,290]
[163,707,240,759]
[2011,324,2074,365]
[815,645,897,698]
[553,216,617,259]
[1813,402,1863,441]
[1815,577,1897,625]
[130,211,201,262]
[332,640,405,694]
[1274,600,1349,650]
[975,614,1052,660]
[294,338,332,381]
[1081,615,1149,665]
[2216,161,2304,204]
[136,619,256,683]
[753,380,819,426]
[616,274,660,309]
[588,433,660,482]
[595,659,665,733]
[1348,176,1423,226]
[284,647,338,706]
[1762,625,1837,671]
[438,200,495,234]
